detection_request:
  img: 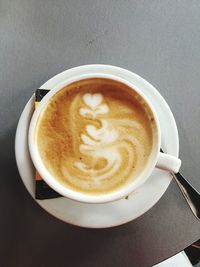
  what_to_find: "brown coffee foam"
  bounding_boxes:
[35,78,156,195]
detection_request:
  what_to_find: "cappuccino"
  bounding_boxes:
[35,78,156,195]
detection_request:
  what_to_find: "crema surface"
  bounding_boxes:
[35,78,156,195]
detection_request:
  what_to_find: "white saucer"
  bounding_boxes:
[15,65,179,228]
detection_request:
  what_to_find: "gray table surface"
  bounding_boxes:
[1,1,200,266]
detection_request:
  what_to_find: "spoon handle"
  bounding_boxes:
[172,172,200,220]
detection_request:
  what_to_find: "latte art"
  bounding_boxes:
[36,78,156,194]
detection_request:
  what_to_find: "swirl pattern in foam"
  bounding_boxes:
[36,78,156,195]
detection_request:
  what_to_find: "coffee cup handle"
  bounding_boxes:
[156,152,181,173]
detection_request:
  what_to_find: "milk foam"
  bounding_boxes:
[63,93,145,185]
[80,93,109,118]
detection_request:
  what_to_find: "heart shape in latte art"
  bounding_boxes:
[83,93,103,110]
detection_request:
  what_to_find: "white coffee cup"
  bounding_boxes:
[28,70,181,204]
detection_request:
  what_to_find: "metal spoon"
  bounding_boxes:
[172,172,200,220]
[161,149,200,220]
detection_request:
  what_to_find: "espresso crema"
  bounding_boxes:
[35,78,157,195]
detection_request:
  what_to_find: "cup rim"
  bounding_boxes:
[28,72,161,204]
